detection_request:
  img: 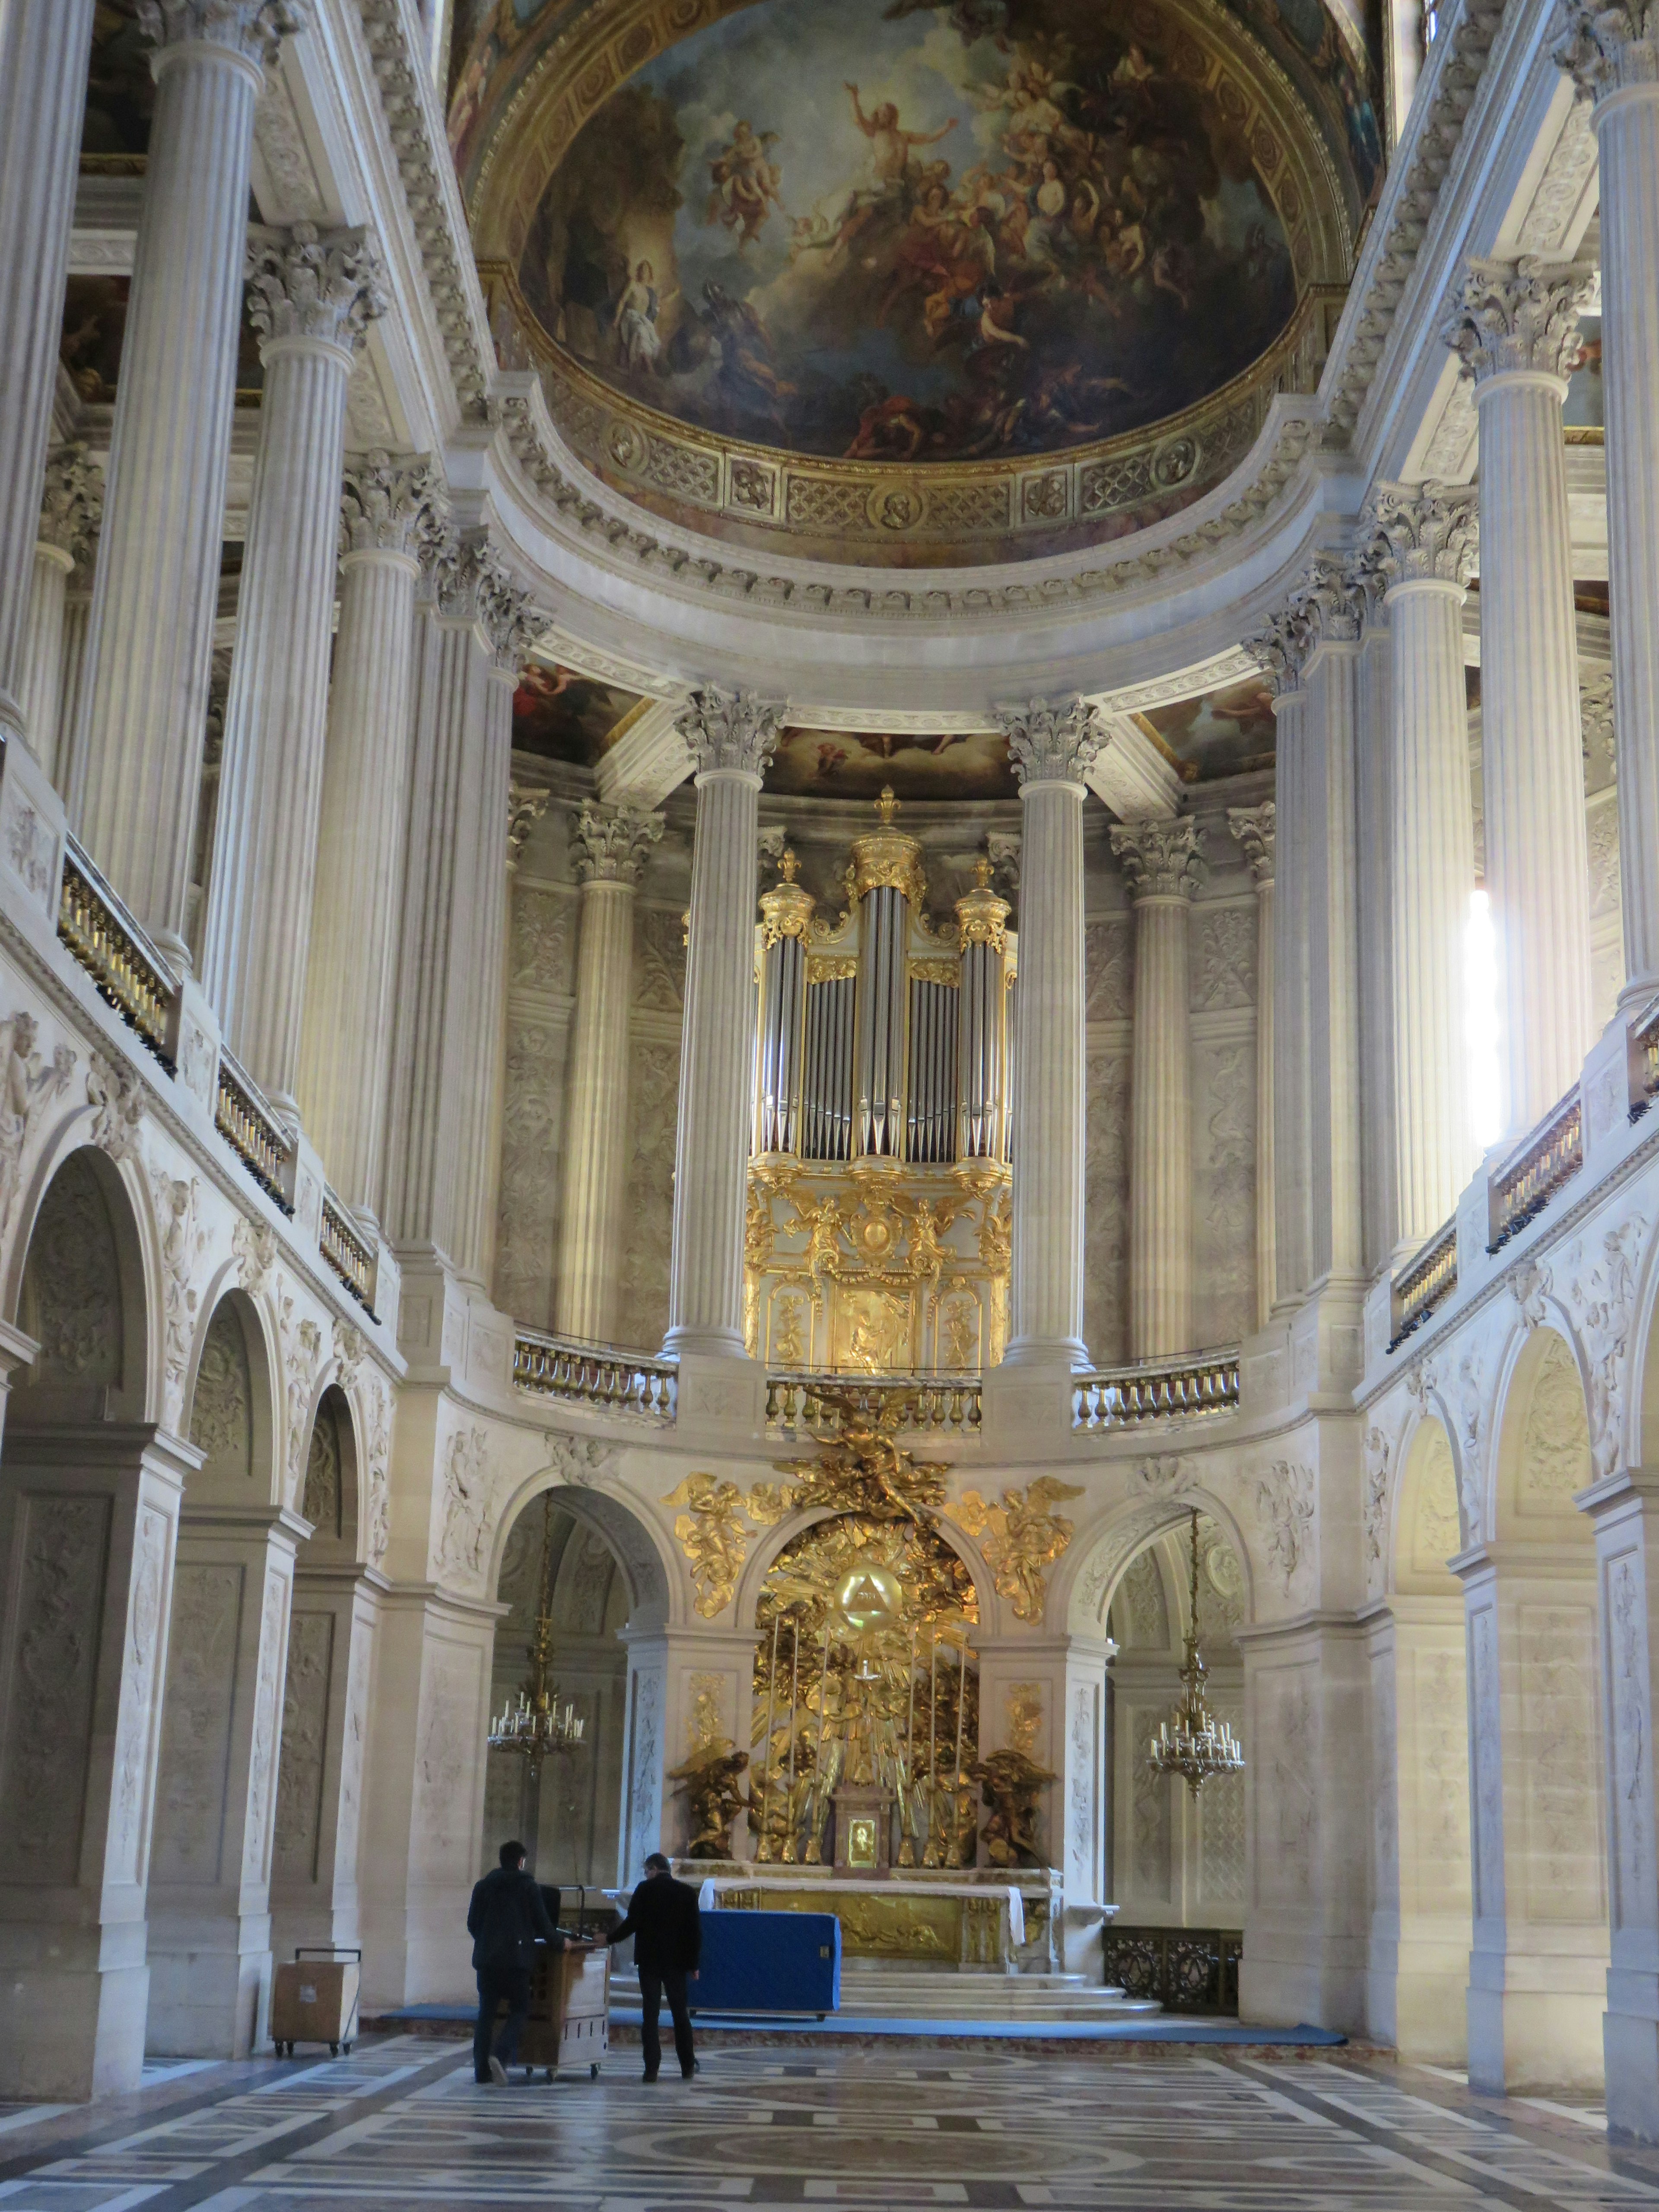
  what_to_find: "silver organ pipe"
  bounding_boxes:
[801,970,854,1160]
[953,858,1011,1160]
[756,853,814,1156]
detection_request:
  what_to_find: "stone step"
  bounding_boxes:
[610,1966,1160,2023]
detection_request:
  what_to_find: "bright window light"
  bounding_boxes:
[1465,889,1502,1151]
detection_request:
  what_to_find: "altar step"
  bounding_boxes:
[612,1964,1161,2025]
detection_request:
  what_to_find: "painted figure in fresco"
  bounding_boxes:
[705,121,785,248]
[616,260,674,371]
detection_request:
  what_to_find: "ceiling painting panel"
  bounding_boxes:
[512,661,650,764]
[1136,674,1276,780]
[767,725,1017,801]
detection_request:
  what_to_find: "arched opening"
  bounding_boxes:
[146,1287,290,2062]
[1367,1411,1469,2060]
[1466,1324,1608,2093]
[481,1490,632,1894]
[0,1147,158,2100]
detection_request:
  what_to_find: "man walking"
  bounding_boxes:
[607,1851,702,2081]
[468,1840,565,2085]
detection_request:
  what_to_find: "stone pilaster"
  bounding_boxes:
[1228,804,1276,1328]
[19,445,101,788]
[1350,553,1398,1276]
[1443,257,1595,1133]
[1110,818,1205,1358]
[73,0,305,964]
[557,803,664,1344]
[297,453,446,1224]
[1364,482,1481,1248]
[0,0,99,745]
[1244,607,1313,1309]
[665,688,782,1359]
[201,224,387,1115]
[1557,2,1659,1014]
[996,698,1100,1369]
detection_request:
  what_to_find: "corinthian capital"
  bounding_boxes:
[37,443,102,564]
[246,221,387,355]
[340,451,448,559]
[1442,256,1593,384]
[1361,480,1478,590]
[1242,603,1314,694]
[137,0,307,64]
[996,697,1104,787]
[1227,802,1275,886]
[675,687,785,779]
[1290,553,1363,647]
[571,801,664,887]
[506,781,551,870]
[1555,0,1659,96]
[1109,817,1207,901]
[476,564,542,673]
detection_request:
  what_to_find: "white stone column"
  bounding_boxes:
[296,453,445,1224]
[1558,7,1659,1012]
[0,0,99,745]
[998,699,1101,1370]
[1245,614,1313,1308]
[664,689,782,1360]
[1228,804,1276,1328]
[200,224,386,1116]
[55,557,98,801]
[557,803,664,1343]
[1109,819,1205,1359]
[18,445,101,788]
[1444,258,1595,1133]
[1352,559,1397,1276]
[1365,483,1481,1246]
[74,0,305,965]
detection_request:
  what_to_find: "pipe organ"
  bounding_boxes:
[745,789,1015,1375]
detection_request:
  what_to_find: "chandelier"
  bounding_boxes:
[1147,1508,1244,1797]
[487,1492,586,1775]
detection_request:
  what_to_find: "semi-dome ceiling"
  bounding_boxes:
[458,0,1374,567]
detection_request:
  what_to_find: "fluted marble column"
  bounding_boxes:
[74,0,305,965]
[665,690,782,1359]
[1353,558,1397,1274]
[19,446,101,787]
[1557,5,1659,1013]
[1364,482,1480,1244]
[296,453,446,1222]
[202,225,386,1114]
[1228,804,1275,1328]
[999,699,1100,1370]
[1111,819,1205,1358]
[1444,257,1595,1132]
[0,0,98,744]
[556,804,664,1343]
[1245,611,1313,1307]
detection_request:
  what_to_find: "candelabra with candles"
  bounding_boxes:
[488,1493,587,1812]
[1147,1507,1245,1797]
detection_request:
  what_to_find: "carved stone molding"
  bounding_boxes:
[1361,479,1479,588]
[1109,817,1208,901]
[674,688,785,780]
[1442,255,1595,385]
[997,698,1105,788]
[570,801,663,888]
[1227,802,1276,884]
[246,221,388,355]
[506,780,552,870]
[136,0,307,65]
[340,450,448,559]
[1556,0,1659,96]
[37,444,102,564]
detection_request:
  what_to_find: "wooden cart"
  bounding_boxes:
[502,1941,610,2083]
[271,1948,360,2058]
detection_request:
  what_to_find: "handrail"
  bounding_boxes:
[1630,994,1659,1123]
[1388,1217,1458,1352]
[764,1371,982,1436]
[57,837,176,1068]
[1073,1346,1240,1431]
[1487,1084,1582,1253]
[215,1046,293,1213]
[513,1329,677,1419]
[320,1189,376,1316]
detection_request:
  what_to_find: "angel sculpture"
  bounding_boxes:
[667,1741,753,1859]
[971,1745,1058,1867]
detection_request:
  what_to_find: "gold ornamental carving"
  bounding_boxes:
[663,1471,790,1619]
[771,1387,950,1522]
[849,787,927,907]
[948,1478,1085,1624]
[760,848,815,947]
[956,857,1011,953]
[805,954,857,983]
[668,1741,753,1859]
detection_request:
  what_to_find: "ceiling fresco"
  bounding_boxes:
[766,725,1018,801]
[1136,673,1276,779]
[84,0,153,164]
[511,661,649,763]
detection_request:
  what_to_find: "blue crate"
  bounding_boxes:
[690,1909,842,2015]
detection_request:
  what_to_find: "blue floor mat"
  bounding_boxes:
[372,2001,1344,2046]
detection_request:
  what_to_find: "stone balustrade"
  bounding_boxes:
[1485,1082,1583,1252]
[1388,1217,1459,1351]
[512,1327,678,1418]
[764,1371,984,1437]
[1072,1346,1241,1430]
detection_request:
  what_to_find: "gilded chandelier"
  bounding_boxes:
[487,1492,586,1773]
[1147,1509,1245,1798]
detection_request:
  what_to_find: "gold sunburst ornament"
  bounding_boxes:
[1147,1509,1244,1798]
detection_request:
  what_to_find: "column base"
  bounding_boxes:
[1467,1960,1607,2094]
[673,1351,766,1444]
[980,1361,1077,1451]
[145,1904,273,2059]
[661,1324,748,1360]
[1606,1999,1659,2142]
[0,1924,149,2100]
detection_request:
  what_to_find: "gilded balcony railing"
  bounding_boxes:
[1073,1346,1240,1431]
[513,1329,677,1419]
[1487,1086,1583,1252]
[1388,1217,1458,1352]
[320,1189,375,1314]
[57,839,175,1067]
[764,1371,982,1437]
[215,1047,293,1211]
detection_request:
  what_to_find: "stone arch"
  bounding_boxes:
[12,1145,149,1424]
[1390,1409,1462,1598]
[1491,1321,1594,1544]
[733,1503,996,1634]
[488,1471,674,1634]
[298,1385,359,1557]
[1061,1484,1257,1641]
[183,1289,278,1506]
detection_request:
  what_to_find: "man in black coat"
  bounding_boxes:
[468,1840,568,2083]
[607,1851,702,2081]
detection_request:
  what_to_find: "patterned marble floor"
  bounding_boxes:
[0,2037,1655,2210]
